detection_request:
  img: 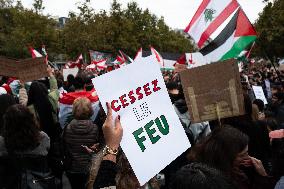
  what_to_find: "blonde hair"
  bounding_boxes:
[72,97,93,120]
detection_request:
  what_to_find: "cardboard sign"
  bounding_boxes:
[252,85,268,105]
[63,67,79,81]
[0,57,47,82]
[180,59,245,123]
[0,57,18,77]
[93,59,190,185]
[17,58,48,82]
[279,64,284,71]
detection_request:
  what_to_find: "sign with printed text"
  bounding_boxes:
[252,85,268,105]
[93,58,190,185]
[180,59,245,123]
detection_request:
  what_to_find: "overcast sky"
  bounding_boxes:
[20,0,267,29]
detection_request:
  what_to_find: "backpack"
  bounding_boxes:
[8,154,61,189]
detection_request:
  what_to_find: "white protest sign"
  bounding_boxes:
[252,85,268,105]
[93,58,190,185]
[63,67,79,81]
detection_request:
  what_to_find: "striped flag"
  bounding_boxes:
[199,8,257,63]
[29,47,43,58]
[59,91,100,128]
[119,50,134,64]
[150,46,164,67]
[75,54,83,64]
[134,48,143,62]
[184,0,239,48]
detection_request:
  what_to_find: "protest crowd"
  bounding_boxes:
[0,0,284,188]
[0,56,283,189]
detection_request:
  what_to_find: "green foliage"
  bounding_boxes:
[0,0,194,60]
[0,7,58,59]
[62,0,194,59]
[33,0,44,14]
[254,0,284,58]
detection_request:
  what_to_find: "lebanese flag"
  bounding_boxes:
[119,50,134,64]
[29,47,43,58]
[184,0,239,48]
[150,46,164,67]
[86,63,97,71]
[59,91,100,128]
[134,48,143,62]
[199,8,257,63]
[94,59,108,71]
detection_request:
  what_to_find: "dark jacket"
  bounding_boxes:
[64,119,99,173]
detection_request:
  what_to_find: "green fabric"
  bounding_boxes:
[220,36,256,61]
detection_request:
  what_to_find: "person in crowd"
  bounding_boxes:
[270,92,284,128]
[19,65,60,139]
[170,163,238,189]
[0,94,16,134]
[64,97,100,189]
[0,105,54,188]
[93,103,160,189]
[269,129,284,189]
[65,74,76,92]
[19,66,63,181]
[188,126,275,189]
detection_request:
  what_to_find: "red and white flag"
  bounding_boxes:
[119,50,134,64]
[150,46,164,67]
[134,48,143,62]
[59,91,100,127]
[75,54,83,64]
[184,0,239,48]
[94,59,108,71]
[29,47,43,58]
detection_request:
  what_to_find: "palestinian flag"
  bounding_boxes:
[184,0,239,48]
[29,47,43,58]
[112,55,126,67]
[199,8,257,63]
[119,50,134,64]
[59,91,100,128]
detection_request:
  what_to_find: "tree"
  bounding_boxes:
[0,7,57,58]
[33,0,44,14]
[0,0,13,8]
[254,0,284,59]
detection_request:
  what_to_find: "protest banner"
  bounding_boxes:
[17,57,48,82]
[0,57,18,77]
[252,85,268,105]
[0,57,47,82]
[93,58,190,185]
[63,67,79,81]
[180,59,245,123]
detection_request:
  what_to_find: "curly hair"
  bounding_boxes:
[3,104,40,152]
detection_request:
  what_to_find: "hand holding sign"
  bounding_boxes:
[93,58,190,185]
[103,102,123,150]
